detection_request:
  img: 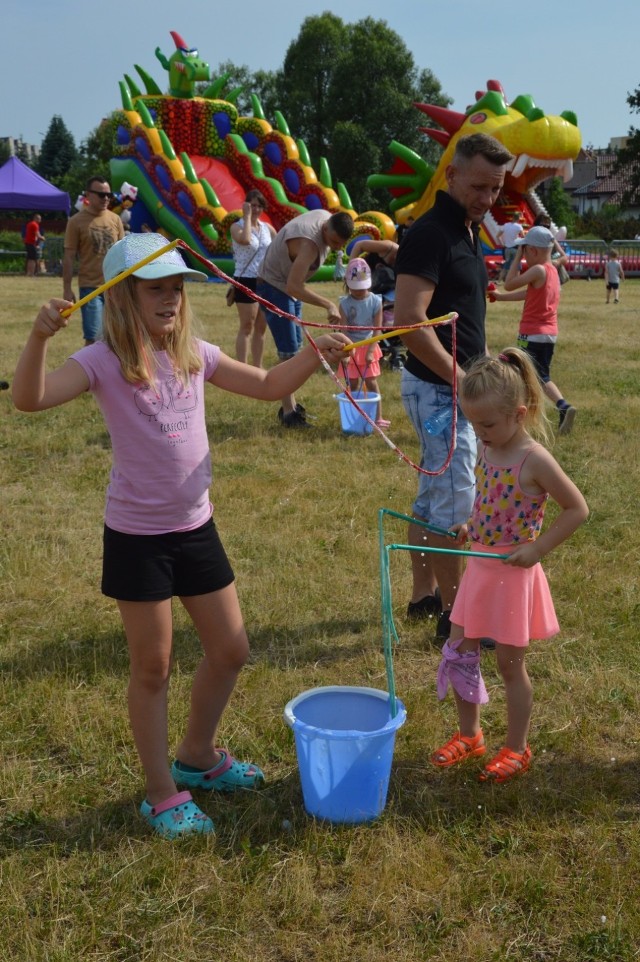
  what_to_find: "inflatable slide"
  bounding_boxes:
[110,30,394,276]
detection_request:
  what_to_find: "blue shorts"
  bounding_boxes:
[503,246,518,268]
[79,287,104,342]
[256,279,303,359]
[401,371,476,529]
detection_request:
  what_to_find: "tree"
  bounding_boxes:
[204,62,279,119]
[276,13,346,163]
[14,141,33,166]
[0,140,10,166]
[331,121,381,212]
[614,85,640,206]
[36,116,78,186]
[273,14,450,211]
[545,177,576,234]
[55,115,119,208]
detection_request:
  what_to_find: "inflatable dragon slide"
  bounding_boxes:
[109,32,581,274]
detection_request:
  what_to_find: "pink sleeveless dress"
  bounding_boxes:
[450,445,559,646]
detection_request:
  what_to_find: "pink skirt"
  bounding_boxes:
[450,543,559,647]
[345,343,382,379]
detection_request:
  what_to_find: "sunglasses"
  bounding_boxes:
[87,190,113,199]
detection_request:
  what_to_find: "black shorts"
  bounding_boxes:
[234,276,258,305]
[101,518,235,601]
[517,336,555,383]
[25,244,38,260]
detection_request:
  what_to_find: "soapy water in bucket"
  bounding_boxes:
[335,390,381,436]
[284,686,407,823]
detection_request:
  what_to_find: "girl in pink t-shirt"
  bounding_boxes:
[12,233,350,839]
[431,348,588,784]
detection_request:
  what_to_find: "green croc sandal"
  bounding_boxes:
[171,750,265,793]
[140,790,214,839]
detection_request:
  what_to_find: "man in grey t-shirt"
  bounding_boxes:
[258,210,353,428]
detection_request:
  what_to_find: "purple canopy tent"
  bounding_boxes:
[0,156,70,214]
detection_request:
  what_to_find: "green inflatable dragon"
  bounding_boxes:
[154,30,210,99]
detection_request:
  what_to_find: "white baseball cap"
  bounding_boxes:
[514,226,554,248]
[103,232,208,282]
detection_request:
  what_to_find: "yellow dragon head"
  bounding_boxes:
[369,79,581,246]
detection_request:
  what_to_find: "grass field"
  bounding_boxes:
[0,274,639,961]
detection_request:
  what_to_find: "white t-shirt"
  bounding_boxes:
[499,221,524,249]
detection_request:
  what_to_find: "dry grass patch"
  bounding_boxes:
[0,276,639,961]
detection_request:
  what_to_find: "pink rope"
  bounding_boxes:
[177,241,459,477]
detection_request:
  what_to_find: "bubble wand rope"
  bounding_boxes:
[176,240,444,337]
[177,240,460,477]
[60,239,180,318]
[342,314,455,351]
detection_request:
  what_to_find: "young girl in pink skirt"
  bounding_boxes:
[432,347,588,782]
[339,257,389,428]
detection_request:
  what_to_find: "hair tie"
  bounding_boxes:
[498,353,511,363]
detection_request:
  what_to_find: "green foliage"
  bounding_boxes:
[0,140,12,166]
[545,176,577,232]
[35,115,78,185]
[58,115,120,203]
[0,229,25,272]
[14,141,32,166]
[574,206,640,242]
[331,121,381,211]
[276,12,345,163]
[274,13,450,210]
[0,230,23,248]
[615,84,640,204]
[203,61,280,119]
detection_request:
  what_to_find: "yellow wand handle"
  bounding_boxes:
[61,239,181,318]
[342,312,456,351]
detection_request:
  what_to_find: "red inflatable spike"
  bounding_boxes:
[170,30,188,50]
[414,102,466,135]
[420,127,451,148]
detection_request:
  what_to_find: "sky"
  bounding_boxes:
[3,0,639,155]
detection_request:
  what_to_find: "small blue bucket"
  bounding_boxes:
[335,391,380,436]
[283,686,407,823]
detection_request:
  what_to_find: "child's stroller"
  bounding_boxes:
[371,261,406,371]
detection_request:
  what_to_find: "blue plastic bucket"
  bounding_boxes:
[335,391,380,436]
[283,686,407,823]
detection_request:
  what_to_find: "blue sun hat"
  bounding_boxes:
[103,232,208,281]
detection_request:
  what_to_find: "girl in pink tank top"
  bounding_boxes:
[432,347,588,783]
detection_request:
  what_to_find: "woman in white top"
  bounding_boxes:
[230,190,277,367]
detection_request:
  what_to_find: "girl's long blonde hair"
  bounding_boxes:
[460,347,552,445]
[102,276,202,387]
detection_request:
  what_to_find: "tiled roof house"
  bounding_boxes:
[564,147,640,215]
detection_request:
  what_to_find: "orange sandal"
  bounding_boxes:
[431,730,486,768]
[479,745,532,783]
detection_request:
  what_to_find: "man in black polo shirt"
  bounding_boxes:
[394,133,513,643]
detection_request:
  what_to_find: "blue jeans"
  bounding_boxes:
[400,370,476,530]
[256,280,303,360]
[79,287,105,342]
